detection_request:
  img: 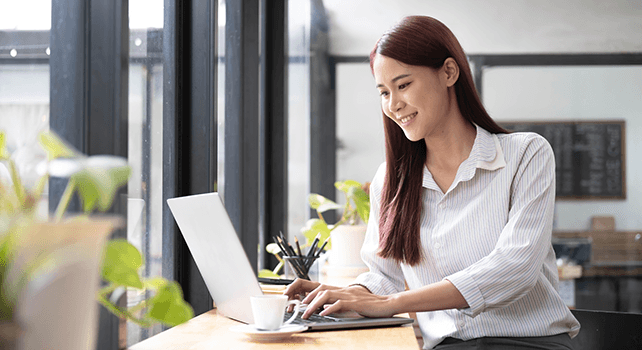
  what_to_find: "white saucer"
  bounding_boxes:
[230,324,308,341]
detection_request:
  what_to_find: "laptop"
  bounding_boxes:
[167,192,415,331]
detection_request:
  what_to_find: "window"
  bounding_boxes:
[0,1,51,214]
[127,0,165,344]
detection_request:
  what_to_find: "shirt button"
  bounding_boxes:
[458,320,465,328]
[434,242,441,249]
[438,203,445,209]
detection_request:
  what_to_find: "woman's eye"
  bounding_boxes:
[379,91,389,97]
[399,82,410,90]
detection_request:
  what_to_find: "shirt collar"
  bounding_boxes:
[457,124,506,183]
[422,124,506,190]
[474,124,506,171]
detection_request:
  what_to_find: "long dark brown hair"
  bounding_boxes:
[370,16,507,265]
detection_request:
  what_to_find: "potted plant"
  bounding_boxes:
[258,180,370,279]
[0,130,193,350]
[304,180,370,268]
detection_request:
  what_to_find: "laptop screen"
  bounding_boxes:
[167,192,263,324]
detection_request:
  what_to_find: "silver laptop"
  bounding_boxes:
[167,192,414,330]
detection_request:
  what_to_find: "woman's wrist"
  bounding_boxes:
[387,292,406,315]
[347,283,372,294]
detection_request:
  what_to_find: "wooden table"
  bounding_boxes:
[129,309,419,350]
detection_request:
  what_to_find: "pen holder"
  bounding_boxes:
[283,256,319,281]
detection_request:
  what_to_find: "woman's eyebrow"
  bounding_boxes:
[376,74,411,88]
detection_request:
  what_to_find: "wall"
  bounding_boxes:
[484,66,642,231]
[324,0,642,55]
[331,0,642,230]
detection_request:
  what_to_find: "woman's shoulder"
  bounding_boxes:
[369,162,387,193]
[372,162,386,182]
[496,131,553,157]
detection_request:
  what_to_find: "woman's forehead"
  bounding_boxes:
[373,55,412,83]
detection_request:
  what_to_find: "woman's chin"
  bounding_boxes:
[402,131,423,143]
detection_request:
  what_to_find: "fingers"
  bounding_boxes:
[301,283,341,305]
[319,300,346,316]
[302,289,341,319]
[284,279,321,313]
[283,279,320,300]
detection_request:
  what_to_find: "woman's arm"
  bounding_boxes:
[445,134,556,317]
[302,279,468,318]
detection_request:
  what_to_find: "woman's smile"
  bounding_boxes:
[398,111,417,125]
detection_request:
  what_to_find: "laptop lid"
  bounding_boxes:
[168,192,415,330]
[167,192,262,324]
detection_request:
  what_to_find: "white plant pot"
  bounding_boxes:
[13,219,117,350]
[329,225,367,268]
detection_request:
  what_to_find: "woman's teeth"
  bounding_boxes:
[400,112,417,124]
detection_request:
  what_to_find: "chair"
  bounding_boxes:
[570,309,642,349]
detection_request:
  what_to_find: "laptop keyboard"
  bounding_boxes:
[284,311,341,325]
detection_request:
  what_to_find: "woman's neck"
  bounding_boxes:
[424,117,477,173]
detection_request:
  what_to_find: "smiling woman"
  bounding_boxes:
[285,15,580,350]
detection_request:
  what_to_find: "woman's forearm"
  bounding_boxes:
[390,280,468,314]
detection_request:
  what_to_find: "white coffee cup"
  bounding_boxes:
[250,295,301,331]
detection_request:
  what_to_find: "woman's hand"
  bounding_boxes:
[284,279,328,301]
[298,283,398,319]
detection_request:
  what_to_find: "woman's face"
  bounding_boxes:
[373,54,456,142]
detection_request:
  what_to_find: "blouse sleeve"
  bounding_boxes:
[351,163,406,295]
[445,135,556,317]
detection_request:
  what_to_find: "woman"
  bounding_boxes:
[284,16,580,349]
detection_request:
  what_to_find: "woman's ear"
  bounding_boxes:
[443,57,459,87]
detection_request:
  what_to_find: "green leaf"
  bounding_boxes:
[308,193,341,213]
[72,165,131,213]
[334,179,361,193]
[301,219,332,250]
[8,160,25,207]
[0,131,10,160]
[0,230,16,320]
[38,130,78,160]
[143,277,168,290]
[146,281,194,327]
[348,186,370,224]
[258,269,280,278]
[101,239,144,289]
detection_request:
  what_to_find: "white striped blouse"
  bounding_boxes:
[353,125,580,349]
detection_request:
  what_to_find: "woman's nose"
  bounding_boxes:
[389,93,404,112]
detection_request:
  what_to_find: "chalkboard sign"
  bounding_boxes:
[498,121,626,199]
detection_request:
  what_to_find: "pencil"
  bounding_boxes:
[278,236,307,278]
[294,236,302,256]
[273,236,289,257]
[315,236,330,258]
[307,233,321,258]
[303,236,329,270]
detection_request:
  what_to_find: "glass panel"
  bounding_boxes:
[0,1,51,216]
[217,0,225,191]
[483,65,642,313]
[287,0,311,240]
[127,0,164,345]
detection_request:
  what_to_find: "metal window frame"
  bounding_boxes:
[162,0,219,317]
[50,1,129,349]
[261,0,289,270]
[467,53,642,98]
